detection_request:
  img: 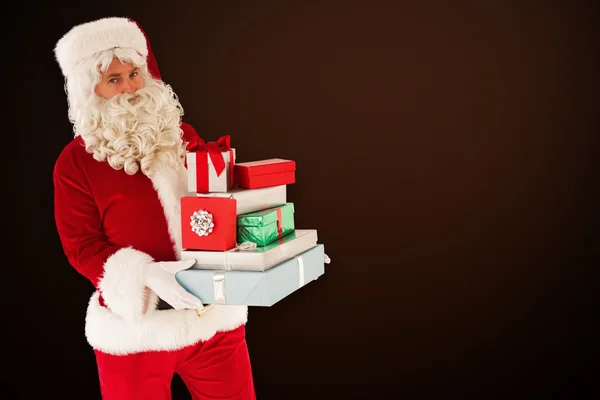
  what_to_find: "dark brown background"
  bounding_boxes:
[6,0,596,399]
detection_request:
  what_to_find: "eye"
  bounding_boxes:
[108,78,119,84]
[131,71,139,78]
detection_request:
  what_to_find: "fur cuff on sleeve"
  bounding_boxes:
[97,247,154,321]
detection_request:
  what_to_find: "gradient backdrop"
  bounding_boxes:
[7,0,596,399]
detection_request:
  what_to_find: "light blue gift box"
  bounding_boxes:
[175,244,325,306]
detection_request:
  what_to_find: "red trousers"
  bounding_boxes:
[94,325,255,400]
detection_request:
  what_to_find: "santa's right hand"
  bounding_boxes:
[143,259,204,310]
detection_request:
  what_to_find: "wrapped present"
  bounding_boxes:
[194,185,287,215]
[181,196,237,251]
[181,229,317,271]
[234,158,295,189]
[186,135,236,193]
[237,203,295,246]
[176,244,326,306]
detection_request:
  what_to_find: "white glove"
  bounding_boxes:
[144,259,204,311]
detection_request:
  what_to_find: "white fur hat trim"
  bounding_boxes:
[54,17,148,79]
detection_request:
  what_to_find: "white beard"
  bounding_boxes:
[76,80,186,177]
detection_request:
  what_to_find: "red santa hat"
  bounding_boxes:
[54,16,162,81]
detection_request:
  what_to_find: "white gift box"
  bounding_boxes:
[193,184,287,215]
[176,244,326,306]
[187,148,236,193]
[180,229,318,272]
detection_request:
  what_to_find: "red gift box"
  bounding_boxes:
[234,158,296,189]
[181,196,237,251]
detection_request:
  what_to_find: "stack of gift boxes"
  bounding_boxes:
[175,135,329,307]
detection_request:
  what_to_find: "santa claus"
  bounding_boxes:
[53,17,255,399]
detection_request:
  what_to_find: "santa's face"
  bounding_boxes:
[76,58,186,177]
[95,58,145,99]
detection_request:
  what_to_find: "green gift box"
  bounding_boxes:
[236,203,295,246]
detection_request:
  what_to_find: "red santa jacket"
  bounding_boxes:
[53,123,247,355]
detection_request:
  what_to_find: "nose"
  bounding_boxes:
[121,79,136,94]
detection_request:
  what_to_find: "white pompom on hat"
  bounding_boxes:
[54,17,148,80]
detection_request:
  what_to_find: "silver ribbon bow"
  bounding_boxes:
[222,241,258,271]
[190,209,214,236]
[235,241,257,251]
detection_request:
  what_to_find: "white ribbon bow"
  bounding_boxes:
[221,242,258,270]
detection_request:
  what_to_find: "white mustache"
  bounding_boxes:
[98,93,151,121]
